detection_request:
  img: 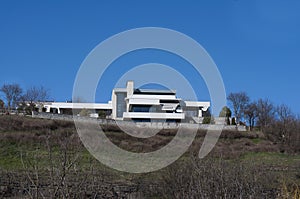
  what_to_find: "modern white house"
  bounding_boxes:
[42,81,210,123]
[43,102,112,117]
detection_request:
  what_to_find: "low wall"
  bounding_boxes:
[32,112,246,131]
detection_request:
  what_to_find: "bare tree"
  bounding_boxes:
[0,83,22,110]
[277,104,294,125]
[0,99,4,111]
[275,104,296,145]
[244,102,258,131]
[256,98,275,131]
[227,92,250,124]
[23,86,50,111]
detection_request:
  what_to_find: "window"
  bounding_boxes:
[116,92,126,118]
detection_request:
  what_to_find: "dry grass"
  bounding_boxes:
[0,115,74,132]
[0,115,300,198]
[280,180,300,199]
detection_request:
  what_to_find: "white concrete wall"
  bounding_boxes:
[123,112,185,120]
[126,80,134,97]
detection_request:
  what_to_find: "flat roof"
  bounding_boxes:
[44,102,112,109]
[113,88,127,92]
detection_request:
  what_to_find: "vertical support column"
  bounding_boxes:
[198,108,203,117]
[126,80,134,112]
[111,91,117,119]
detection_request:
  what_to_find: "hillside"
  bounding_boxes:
[0,115,299,198]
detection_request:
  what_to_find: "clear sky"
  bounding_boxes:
[0,0,300,114]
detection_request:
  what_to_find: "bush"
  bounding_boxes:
[265,119,300,153]
[79,109,91,117]
[202,116,215,124]
[158,157,279,198]
[0,115,74,132]
[98,110,106,119]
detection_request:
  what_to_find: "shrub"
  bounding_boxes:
[158,157,278,198]
[202,116,215,124]
[79,109,91,117]
[98,110,106,119]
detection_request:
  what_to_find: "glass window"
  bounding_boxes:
[116,92,126,118]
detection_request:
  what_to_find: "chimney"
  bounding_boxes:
[126,80,134,97]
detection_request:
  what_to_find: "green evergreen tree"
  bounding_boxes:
[219,106,232,125]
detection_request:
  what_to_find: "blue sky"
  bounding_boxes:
[0,0,300,114]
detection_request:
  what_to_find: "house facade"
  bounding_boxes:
[42,81,210,123]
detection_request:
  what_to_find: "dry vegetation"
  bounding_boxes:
[0,115,300,198]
